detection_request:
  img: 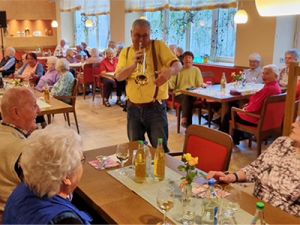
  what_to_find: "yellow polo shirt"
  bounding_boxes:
[115,40,178,104]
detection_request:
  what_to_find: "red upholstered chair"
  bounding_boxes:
[78,63,94,99]
[169,125,233,173]
[229,93,286,156]
[92,63,105,103]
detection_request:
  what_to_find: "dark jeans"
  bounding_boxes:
[127,101,169,152]
[103,78,126,99]
[174,94,196,127]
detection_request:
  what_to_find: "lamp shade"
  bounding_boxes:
[234,9,248,24]
[255,0,300,17]
[85,19,94,27]
[51,20,58,28]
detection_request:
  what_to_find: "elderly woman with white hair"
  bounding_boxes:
[3,125,92,224]
[230,64,282,144]
[51,58,75,98]
[85,48,103,64]
[243,53,263,83]
[0,47,16,76]
[35,56,59,91]
[100,48,126,107]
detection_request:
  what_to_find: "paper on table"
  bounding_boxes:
[37,98,51,109]
[88,154,120,170]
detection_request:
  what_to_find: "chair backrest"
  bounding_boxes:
[202,71,215,84]
[92,62,102,75]
[183,125,233,173]
[258,93,286,132]
[82,63,94,83]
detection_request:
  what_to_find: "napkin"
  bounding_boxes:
[88,154,120,170]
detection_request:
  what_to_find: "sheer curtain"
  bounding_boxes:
[60,0,110,15]
[125,0,236,12]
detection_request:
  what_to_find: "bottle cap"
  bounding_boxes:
[158,138,163,144]
[138,140,144,145]
[208,178,216,186]
[256,202,265,210]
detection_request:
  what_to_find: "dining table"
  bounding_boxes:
[74,142,299,224]
[181,83,264,129]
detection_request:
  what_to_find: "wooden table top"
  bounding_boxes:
[181,83,264,103]
[76,143,299,224]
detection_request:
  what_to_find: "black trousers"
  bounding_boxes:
[103,78,126,99]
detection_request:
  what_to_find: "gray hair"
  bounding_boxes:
[47,56,57,65]
[55,58,70,72]
[1,87,34,119]
[20,125,83,198]
[263,64,280,77]
[132,18,151,30]
[105,48,115,56]
[90,48,99,57]
[285,49,300,61]
[5,47,16,57]
[248,53,261,61]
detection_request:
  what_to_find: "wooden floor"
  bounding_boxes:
[50,94,268,171]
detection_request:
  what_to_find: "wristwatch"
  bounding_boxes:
[224,171,239,182]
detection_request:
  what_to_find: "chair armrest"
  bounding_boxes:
[168,152,184,157]
[231,107,260,119]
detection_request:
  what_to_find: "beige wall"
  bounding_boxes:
[110,0,125,44]
[235,0,276,67]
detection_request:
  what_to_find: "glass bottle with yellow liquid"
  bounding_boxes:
[135,140,146,183]
[154,138,165,181]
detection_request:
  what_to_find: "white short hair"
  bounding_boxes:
[47,56,57,65]
[20,125,83,198]
[249,53,261,61]
[105,48,115,56]
[55,58,70,72]
[263,64,280,77]
[5,47,16,57]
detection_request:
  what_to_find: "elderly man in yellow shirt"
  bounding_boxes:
[115,19,182,152]
[169,51,204,128]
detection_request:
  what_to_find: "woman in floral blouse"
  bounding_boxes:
[208,122,300,216]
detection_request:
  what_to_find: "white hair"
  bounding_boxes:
[55,58,70,72]
[47,56,57,65]
[90,48,99,57]
[20,125,83,198]
[263,64,280,77]
[66,49,74,57]
[248,53,261,61]
[5,47,16,57]
[105,48,115,56]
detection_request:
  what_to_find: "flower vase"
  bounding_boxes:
[182,184,193,202]
[234,80,241,89]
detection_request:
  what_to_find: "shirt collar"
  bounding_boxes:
[1,122,30,138]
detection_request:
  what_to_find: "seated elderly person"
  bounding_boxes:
[76,44,88,61]
[35,56,59,91]
[169,51,204,128]
[81,42,91,58]
[51,58,75,100]
[85,48,103,64]
[278,48,300,88]
[0,87,40,217]
[65,49,78,64]
[3,125,92,224]
[15,53,44,83]
[230,64,281,143]
[54,39,68,57]
[243,53,263,83]
[0,47,16,77]
[100,48,126,107]
[207,120,300,216]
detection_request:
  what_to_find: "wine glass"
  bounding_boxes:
[116,144,129,175]
[156,186,175,225]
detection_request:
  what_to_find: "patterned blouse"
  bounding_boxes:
[241,137,300,216]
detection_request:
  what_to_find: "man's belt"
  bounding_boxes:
[127,100,165,108]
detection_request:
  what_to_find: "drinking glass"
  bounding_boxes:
[206,81,213,93]
[156,186,175,225]
[116,144,129,175]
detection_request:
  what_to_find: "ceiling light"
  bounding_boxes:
[51,20,58,28]
[234,9,248,24]
[255,0,300,17]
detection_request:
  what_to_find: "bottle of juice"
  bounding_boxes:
[154,138,165,181]
[44,83,50,103]
[220,72,227,93]
[135,140,146,183]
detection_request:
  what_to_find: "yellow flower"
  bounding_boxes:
[183,153,192,161]
[188,156,198,166]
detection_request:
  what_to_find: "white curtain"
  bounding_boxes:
[60,0,110,15]
[125,0,236,13]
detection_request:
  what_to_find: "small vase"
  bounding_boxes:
[182,184,193,202]
[234,80,241,89]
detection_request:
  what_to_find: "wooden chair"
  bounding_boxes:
[92,63,105,103]
[78,63,94,99]
[229,93,286,156]
[54,79,80,134]
[169,125,233,173]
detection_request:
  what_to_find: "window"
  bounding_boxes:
[145,8,237,63]
[74,11,110,50]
